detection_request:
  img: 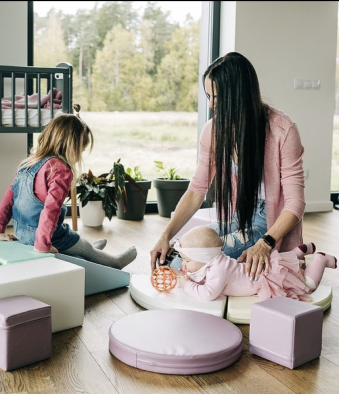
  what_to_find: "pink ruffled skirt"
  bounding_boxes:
[256,250,311,302]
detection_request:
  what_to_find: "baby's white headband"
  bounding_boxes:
[173,240,222,264]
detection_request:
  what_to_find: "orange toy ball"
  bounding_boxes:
[151,266,177,293]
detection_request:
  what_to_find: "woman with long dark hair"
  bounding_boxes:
[150,52,305,282]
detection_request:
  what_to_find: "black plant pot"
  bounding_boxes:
[153,178,190,218]
[117,180,152,221]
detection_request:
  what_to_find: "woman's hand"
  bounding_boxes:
[238,239,271,281]
[150,236,170,272]
[0,233,18,241]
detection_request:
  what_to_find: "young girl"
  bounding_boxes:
[174,225,336,302]
[0,104,137,269]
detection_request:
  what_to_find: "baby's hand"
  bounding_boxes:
[0,233,18,241]
[178,267,187,276]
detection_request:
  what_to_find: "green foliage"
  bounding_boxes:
[34,2,200,112]
[74,160,127,221]
[154,160,182,180]
[125,165,143,181]
[74,159,147,220]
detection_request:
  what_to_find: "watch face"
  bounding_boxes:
[263,235,275,247]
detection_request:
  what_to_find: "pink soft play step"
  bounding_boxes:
[109,309,242,375]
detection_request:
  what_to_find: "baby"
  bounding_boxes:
[174,225,337,302]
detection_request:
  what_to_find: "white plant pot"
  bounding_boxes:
[79,200,105,227]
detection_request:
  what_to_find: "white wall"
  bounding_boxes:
[0,2,28,202]
[220,1,338,212]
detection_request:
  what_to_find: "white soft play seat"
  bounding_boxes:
[227,285,333,324]
[0,241,130,296]
[109,309,242,375]
[129,273,227,318]
[0,257,84,333]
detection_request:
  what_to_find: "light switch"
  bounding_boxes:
[303,80,312,89]
[294,78,321,90]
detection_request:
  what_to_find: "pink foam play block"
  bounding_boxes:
[249,296,323,369]
[0,295,52,371]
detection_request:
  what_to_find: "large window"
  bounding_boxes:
[32,1,209,203]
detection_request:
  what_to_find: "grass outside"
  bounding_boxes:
[80,111,199,201]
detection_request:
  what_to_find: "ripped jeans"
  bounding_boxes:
[170,200,267,272]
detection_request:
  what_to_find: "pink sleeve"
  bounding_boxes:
[183,264,229,301]
[280,123,305,219]
[188,119,216,197]
[0,183,15,233]
[34,163,73,252]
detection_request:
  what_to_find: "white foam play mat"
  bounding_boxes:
[129,273,332,324]
[129,273,227,318]
[226,285,333,324]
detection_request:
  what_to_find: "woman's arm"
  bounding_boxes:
[150,189,205,271]
[150,120,214,271]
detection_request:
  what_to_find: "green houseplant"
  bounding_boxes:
[75,160,151,226]
[116,165,152,221]
[75,160,127,226]
[153,160,190,218]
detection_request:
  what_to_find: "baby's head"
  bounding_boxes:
[174,225,222,273]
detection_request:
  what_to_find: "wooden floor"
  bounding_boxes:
[1,210,339,394]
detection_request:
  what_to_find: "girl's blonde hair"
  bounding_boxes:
[19,104,93,185]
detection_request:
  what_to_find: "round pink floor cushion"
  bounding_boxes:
[109,309,242,374]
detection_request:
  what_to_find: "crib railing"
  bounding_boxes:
[0,63,72,133]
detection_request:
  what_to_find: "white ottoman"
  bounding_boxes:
[171,207,217,239]
[0,257,85,333]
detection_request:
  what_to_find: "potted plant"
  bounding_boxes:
[116,165,152,221]
[153,160,190,218]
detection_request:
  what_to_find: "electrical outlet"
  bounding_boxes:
[303,169,309,180]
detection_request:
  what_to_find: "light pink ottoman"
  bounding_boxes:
[0,295,52,371]
[109,309,242,374]
[249,296,323,369]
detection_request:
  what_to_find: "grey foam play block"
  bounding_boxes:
[55,253,130,296]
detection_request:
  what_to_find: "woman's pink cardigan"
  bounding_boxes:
[189,106,305,252]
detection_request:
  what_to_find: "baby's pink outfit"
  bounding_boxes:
[183,250,311,302]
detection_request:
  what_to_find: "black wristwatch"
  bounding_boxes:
[261,234,276,249]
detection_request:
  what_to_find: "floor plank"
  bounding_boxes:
[1,210,339,393]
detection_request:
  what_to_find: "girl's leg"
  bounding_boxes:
[304,252,337,290]
[293,242,316,259]
[63,237,137,269]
